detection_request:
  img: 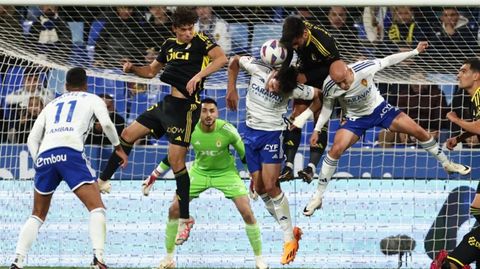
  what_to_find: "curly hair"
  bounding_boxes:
[275,66,298,97]
[172,7,198,27]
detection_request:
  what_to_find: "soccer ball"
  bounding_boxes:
[260,39,287,66]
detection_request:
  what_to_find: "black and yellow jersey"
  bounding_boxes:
[156,32,217,101]
[296,21,341,88]
[471,87,480,120]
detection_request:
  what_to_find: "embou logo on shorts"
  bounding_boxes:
[36,154,67,167]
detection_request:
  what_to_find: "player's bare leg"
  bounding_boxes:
[389,112,470,175]
[304,129,359,216]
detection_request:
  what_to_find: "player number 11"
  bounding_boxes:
[54,100,77,123]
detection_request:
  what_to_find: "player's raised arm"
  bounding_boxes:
[227,55,241,111]
[378,41,428,70]
[124,59,164,79]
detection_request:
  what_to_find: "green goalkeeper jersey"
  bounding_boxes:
[191,119,245,174]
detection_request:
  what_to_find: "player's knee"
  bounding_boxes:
[255,184,267,195]
[168,155,186,171]
[263,181,280,196]
[120,128,137,144]
[328,147,344,159]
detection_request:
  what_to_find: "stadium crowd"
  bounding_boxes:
[0,5,479,147]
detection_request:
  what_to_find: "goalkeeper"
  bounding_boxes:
[144,98,268,269]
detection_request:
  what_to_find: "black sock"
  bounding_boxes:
[448,226,480,268]
[174,167,190,219]
[283,128,301,164]
[100,138,133,180]
[309,129,328,166]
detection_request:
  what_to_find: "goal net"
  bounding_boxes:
[0,4,479,269]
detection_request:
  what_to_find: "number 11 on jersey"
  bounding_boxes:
[54,100,77,123]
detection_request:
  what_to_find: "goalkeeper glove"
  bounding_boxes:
[98,179,111,194]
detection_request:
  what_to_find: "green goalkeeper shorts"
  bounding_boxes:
[189,168,248,199]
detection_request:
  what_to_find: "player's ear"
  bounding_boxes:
[473,71,480,81]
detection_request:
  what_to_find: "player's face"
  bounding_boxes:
[333,68,354,91]
[173,24,195,43]
[266,70,280,94]
[200,103,218,127]
[457,64,477,90]
[291,30,308,50]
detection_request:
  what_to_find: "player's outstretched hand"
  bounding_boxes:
[186,75,202,95]
[226,87,239,111]
[123,61,134,73]
[416,41,428,54]
[115,145,128,169]
[98,179,111,194]
[309,131,319,146]
[446,111,460,124]
[445,137,458,151]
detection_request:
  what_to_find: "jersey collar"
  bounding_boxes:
[471,86,480,102]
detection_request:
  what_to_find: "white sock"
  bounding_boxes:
[14,215,43,268]
[89,208,106,263]
[285,162,293,169]
[255,255,265,264]
[259,193,277,221]
[308,163,316,170]
[318,153,338,192]
[419,137,448,164]
[271,192,294,242]
[154,161,170,175]
[165,252,174,260]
